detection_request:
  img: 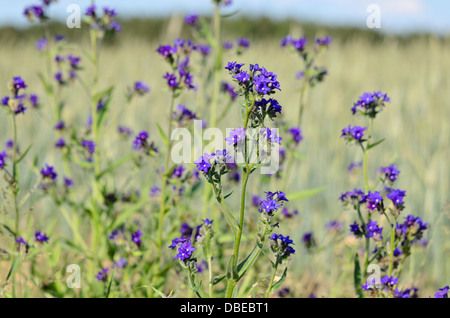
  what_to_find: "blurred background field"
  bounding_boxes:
[0,4,449,297]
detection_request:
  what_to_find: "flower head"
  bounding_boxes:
[35,231,49,244]
[351,91,390,118]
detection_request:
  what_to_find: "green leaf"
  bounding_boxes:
[223,190,234,199]
[226,255,237,280]
[354,253,363,298]
[37,72,53,95]
[105,267,116,298]
[237,245,262,279]
[221,10,239,18]
[367,138,385,151]
[149,285,168,298]
[156,123,169,147]
[94,86,114,129]
[286,186,325,201]
[270,267,288,293]
[14,144,32,164]
[287,148,306,160]
[97,154,134,178]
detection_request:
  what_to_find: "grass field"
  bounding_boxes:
[0,14,448,298]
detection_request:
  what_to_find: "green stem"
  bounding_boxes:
[362,118,374,279]
[90,30,101,176]
[265,261,279,298]
[209,3,222,129]
[11,114,19,298]
[151,91,176,292]
[208,256,214,298]
[387,215,396,277]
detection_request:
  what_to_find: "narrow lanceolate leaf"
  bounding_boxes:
[270,267,288,293]
[237,245,262,279]
[37,72,53,95]
[155,123,169,147]
[286,186,326,202]
[15,144,32,164]
[367,138,385,151]
[354,253,363,298]
[149,285,168,298]
[105,267,116,298]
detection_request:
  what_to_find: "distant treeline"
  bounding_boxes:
[1,16,448,46]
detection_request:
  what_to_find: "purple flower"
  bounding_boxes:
[196,44,211,57]
[252,195,263,207]
[176,241,196,261]
[29,94,39,107]
[36,37,47,51]
[351,91,390,118]
[381,275,398,288]
[361,191,384,212]
[288,127,303,144]
[387,189,406,209]
[41,164,57,181]
[172,165,186,178]
[163,72,179,89]
[233,71,250,83]
[221,82,238,100]
[85,5,96,17]
[270,233,296,259]
[131,229,143,247]
[341,125,367,142]
[24,5,46,22]
[10,77,27,95]
[236,37,250,48]
[35,231,49,244]
[194,154,213,173]
[118,125,132,137]
[185,14,199,26]
[396,215,428,242]
[55,138,66,148]
[133,131,149,150]
[173,104,197,124]
[261,127,282,145]
[133,81,150,95]
[1,96,9,106]
[54,121,65,131]
[54,72,64,85]
[365,220,383,239]
[350,221,363,237]
[339,188,365,208]
[281,35,307,52]
[67,54,81,69]
[347,161,362,173]
[260,199,281,213]
[315,36,332,48]
[15,237,28,251]
[81,139,96,154]
[281,207,298,218]
[64,177,74,188]
[225,61,244,73]
[302,232,316,250]
[114,258,128,269]
[0,151,7,168]
[434,286,449,298]
[225,127,246,146]
[326,220,343,231]
[103,7,117,17]
[380,164,400,183]
[223,41,233,50]
[95,267,109,282]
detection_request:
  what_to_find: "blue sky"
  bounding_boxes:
[2,0,450,35]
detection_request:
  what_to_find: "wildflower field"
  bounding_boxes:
[0,0,449,299]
